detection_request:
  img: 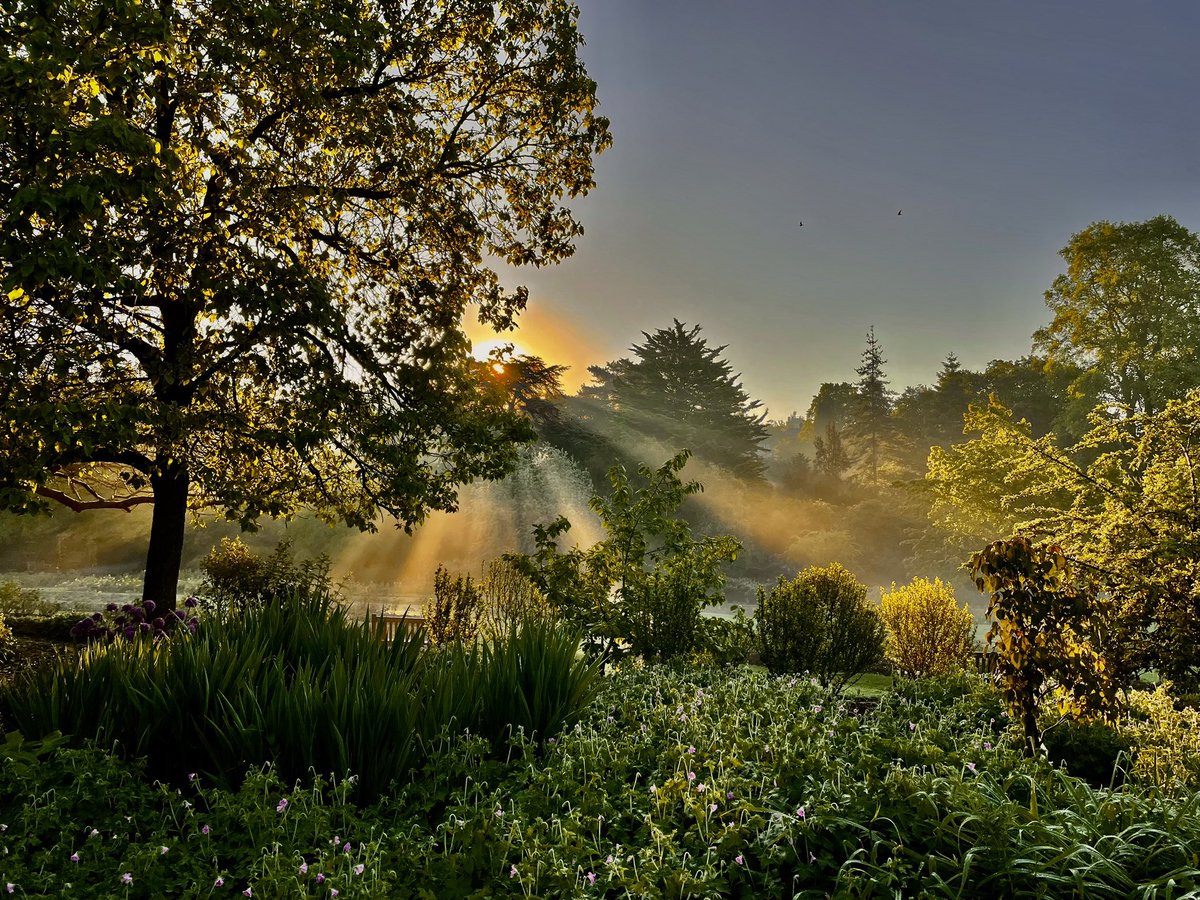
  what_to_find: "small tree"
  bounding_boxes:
[423,566,484,647]
[969,536,1119,756]
[880,577,975,677]
[754,563,884,691]
[478,557,553,641]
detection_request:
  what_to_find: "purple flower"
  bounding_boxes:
[342,842,351,853]
[909,722,917,731]
[330,891,338,899]
[160,845,169,855]
[687,745,696,754]
[984,742,992,750]
[106,602,119,611]
[188,772,197,782]
[143,599,156,613]
[70,852,80,863]
[735,854,744,865]
[510,865,518,878]
[353,864,364,876]
[121,873,133,885]
[316,873,325,884]
[709,803,718,813]
[91,611,103,622]
[173,609,186,620]
[201,824,211,835]
[727,791,735,800]
[796,806,806,820]
[696,783,707,793]
[214,877,224,888]
[185,596,199,608]
[276,798,288,813]
[153,617,166,630]
[299,863,308,875]
[4,884,12,894]
[243,890,252,898]
[687,771,696,782]
[587,871,597,884]
[494,807,504,818]
[967,762,977,773]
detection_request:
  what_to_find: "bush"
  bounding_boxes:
[0,581,57,618]
[424,565,484,645]
[754,562,884,690]
[0,614,13,665]
[199,537,334,616]
[880,577,975,677]
[479,558,553,641]
[1122,682,1200,789]
[695,607,757,666]
[621,564,709,661]
[1042,717,1131,788]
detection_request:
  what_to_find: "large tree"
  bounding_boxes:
[847,326,895,484]
[0,0,610,606]
[1035,215,1200,417]
[601,321,768,479]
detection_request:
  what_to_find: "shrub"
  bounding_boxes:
[621,564,709,661]
[0,581,56,618]
[1042,717,1131,788]
[1122,682,1200,789]
[754,562,884,690]
[199,537,334,616]
[479,558,553,641]
[0,613,14,665]
[880,577,975,677]
[424,565,484,646]
[695,607,757,666]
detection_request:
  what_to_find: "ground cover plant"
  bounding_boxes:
[4,663,1200,898]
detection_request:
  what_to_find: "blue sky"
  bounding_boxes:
[496,2,1200,418]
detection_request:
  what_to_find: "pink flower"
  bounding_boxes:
[495,807,504,818]
[510,865,518,878]
[967,762,977,773]
[331,891,339,899]
[709,803,718,813]
[727,791,734,800]
[214,877,225,888]
[984,742,992,750]
[909,722,916,731]
[121,873,133,885]
[687,745,696,754]
[796,806,806,820]
[810,851,817,864]
[587,871,597,884]
[735,854,744,865]
[188,773,197,781]
[299,863,308,875]
[202,824,211,835]
[342,842,351,853]
[70,852,80,863]
[276,799,288,813]
[316,874,325,884]
[696,782,707,792]
[4,885,11,894]
[687,771,696,782]
[243,890,252,898]
[160,845,169,855]
[606,855,614,864]
[353,864,364,876]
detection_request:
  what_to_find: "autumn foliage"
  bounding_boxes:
[879,577,974,677]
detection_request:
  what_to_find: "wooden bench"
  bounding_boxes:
[369,611,426,643]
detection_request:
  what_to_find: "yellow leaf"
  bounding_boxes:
[6,287,24,300]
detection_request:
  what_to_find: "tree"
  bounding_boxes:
[486,351,569,433]
[600,321,768,479]
[803,382,857,437]
[0,0,610,607]
[847,326,895,484]
[1035,216,1200,417]
[812,422,851,482]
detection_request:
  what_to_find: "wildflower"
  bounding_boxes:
[587,872,597,884]
[510,865,518,878]
[121,873,133,885]
[709,803,718,813]
[342,842,351,853]
[89,828,98,836]
[188,773,197,782]
[299,863,308,875]
[809,852,817,864]
[70,853,80,863]
[735,854,744,865]
[967,762,977,773]
[185,596,199,608]
[984,742,992,750]
[495,807,504,818]
[606,855,614,864]
[696,782,707,792]
[243,889,252,898]
[687,771,696,782]
[650,783,657,793]
[727,791,734,800]
[909,722,916,731]
[548,737,556,744]
[812,705,823,713]
[4,885,11,894]
[160,845,169,855]
[316,874,326,884]
[687,745,696,754]
[353,864,364,876]
[214,877,225,888]
[330,891,339,899]
[796,806,806,820]
[202,824,211,835]
[277,798,288,813]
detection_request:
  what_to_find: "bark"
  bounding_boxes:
[141,465,189,610]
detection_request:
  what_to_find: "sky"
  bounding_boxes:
[476,1,1200,420]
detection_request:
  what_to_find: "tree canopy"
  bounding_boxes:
[0,0,610,605]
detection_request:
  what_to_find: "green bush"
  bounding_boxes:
[0,613,13,665]
[754,562,885,690]
[479,557,554,641]
[0,581,56,618]
[199,537,334,616]
[1042,717,1131,788]
[2,611,80,641]
[424,565,484,646]
[695,607,757,666]
[621,564,707,660]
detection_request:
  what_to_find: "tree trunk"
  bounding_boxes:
[141,465,190,610]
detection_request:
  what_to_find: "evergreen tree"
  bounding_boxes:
[848,326,895,483]
[601,321,768,479]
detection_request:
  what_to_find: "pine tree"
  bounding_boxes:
[849,326,895,484]
[604,321,768,479]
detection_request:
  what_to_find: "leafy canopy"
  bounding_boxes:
[0,0,609,548]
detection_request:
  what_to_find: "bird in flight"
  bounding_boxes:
[897,210,902,215]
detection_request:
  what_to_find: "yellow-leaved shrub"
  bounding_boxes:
[880,577,975,677]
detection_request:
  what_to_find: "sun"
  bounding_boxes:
[471,338,528,362]
[490,361,507,375]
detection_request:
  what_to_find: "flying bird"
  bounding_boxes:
[897,210,902,215]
